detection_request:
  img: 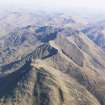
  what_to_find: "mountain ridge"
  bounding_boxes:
[0,13,105,105]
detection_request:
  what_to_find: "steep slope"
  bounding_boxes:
[0,42,100,105]
[47,30,105,105]
[0,54,100,105]
[82,21,105,52]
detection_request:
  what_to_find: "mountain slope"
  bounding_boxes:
[82,21,105,52]
[0,53,100,105]
[0,25,105,105]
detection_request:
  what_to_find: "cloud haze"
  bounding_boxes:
[0,0,105,11]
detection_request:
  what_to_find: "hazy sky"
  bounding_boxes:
[0,0,105,12]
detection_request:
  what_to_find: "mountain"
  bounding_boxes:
[0,43,100,105]
[1,22,105,105]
